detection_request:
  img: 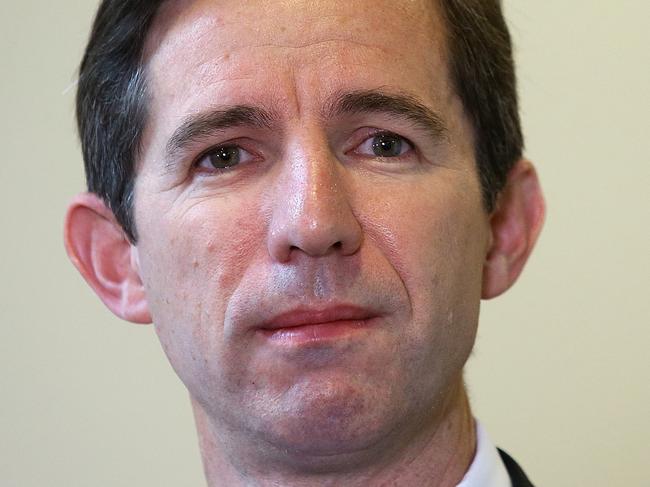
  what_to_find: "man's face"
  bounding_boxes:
[134,0,490,458]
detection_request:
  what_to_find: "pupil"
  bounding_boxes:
[210,146,239,168]
[372,134,402,157]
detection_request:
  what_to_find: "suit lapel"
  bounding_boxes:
[497,449,535,487]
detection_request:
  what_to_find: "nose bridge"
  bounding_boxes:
[292,142,342,225]
[267,132,362,261]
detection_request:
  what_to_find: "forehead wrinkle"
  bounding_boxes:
[251,38,394,57]
[144,0,442,72]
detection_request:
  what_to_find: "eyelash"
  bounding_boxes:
[191,130,416,175]
[193,142,257,173]
[350,130,415,159]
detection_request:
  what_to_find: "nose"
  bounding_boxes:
[266,142,363,262]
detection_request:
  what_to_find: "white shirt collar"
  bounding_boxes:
[456,421,512,487]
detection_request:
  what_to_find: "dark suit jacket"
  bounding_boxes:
[497,449,535,487]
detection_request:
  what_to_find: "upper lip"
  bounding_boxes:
[258,305,376,330]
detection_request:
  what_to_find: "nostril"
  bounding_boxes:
[289,240,342,257]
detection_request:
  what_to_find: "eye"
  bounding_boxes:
[356,132,413,158]
[195,145,254,172]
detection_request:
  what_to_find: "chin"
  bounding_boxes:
[247,376,407,466]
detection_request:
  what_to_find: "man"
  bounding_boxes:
[64,0,544,485]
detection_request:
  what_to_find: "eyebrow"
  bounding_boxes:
[165,105,274,165]
[325,89,449,141]
[163,89,447,167]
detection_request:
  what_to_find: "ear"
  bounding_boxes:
[64,193,152,324]
[482,160,545,299]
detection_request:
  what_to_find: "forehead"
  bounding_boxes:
[143,0,452,119]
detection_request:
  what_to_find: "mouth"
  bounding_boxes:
[257,305,378,345]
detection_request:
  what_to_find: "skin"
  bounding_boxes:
[65,0,545,485]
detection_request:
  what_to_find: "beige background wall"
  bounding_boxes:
[1,1,648,486]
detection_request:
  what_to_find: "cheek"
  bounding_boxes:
[359,173,489,333]
[204,206,268,293]
[135,194,266,378]
[140,194,264,301]
[358,176,488,392]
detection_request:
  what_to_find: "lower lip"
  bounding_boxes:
[259,319,372,345]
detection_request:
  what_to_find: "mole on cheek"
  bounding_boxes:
[207,209,265,292]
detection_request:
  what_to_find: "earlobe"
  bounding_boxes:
[64,193,152,324]
[482,160,545,299]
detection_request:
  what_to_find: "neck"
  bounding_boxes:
[192,378,476,487]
